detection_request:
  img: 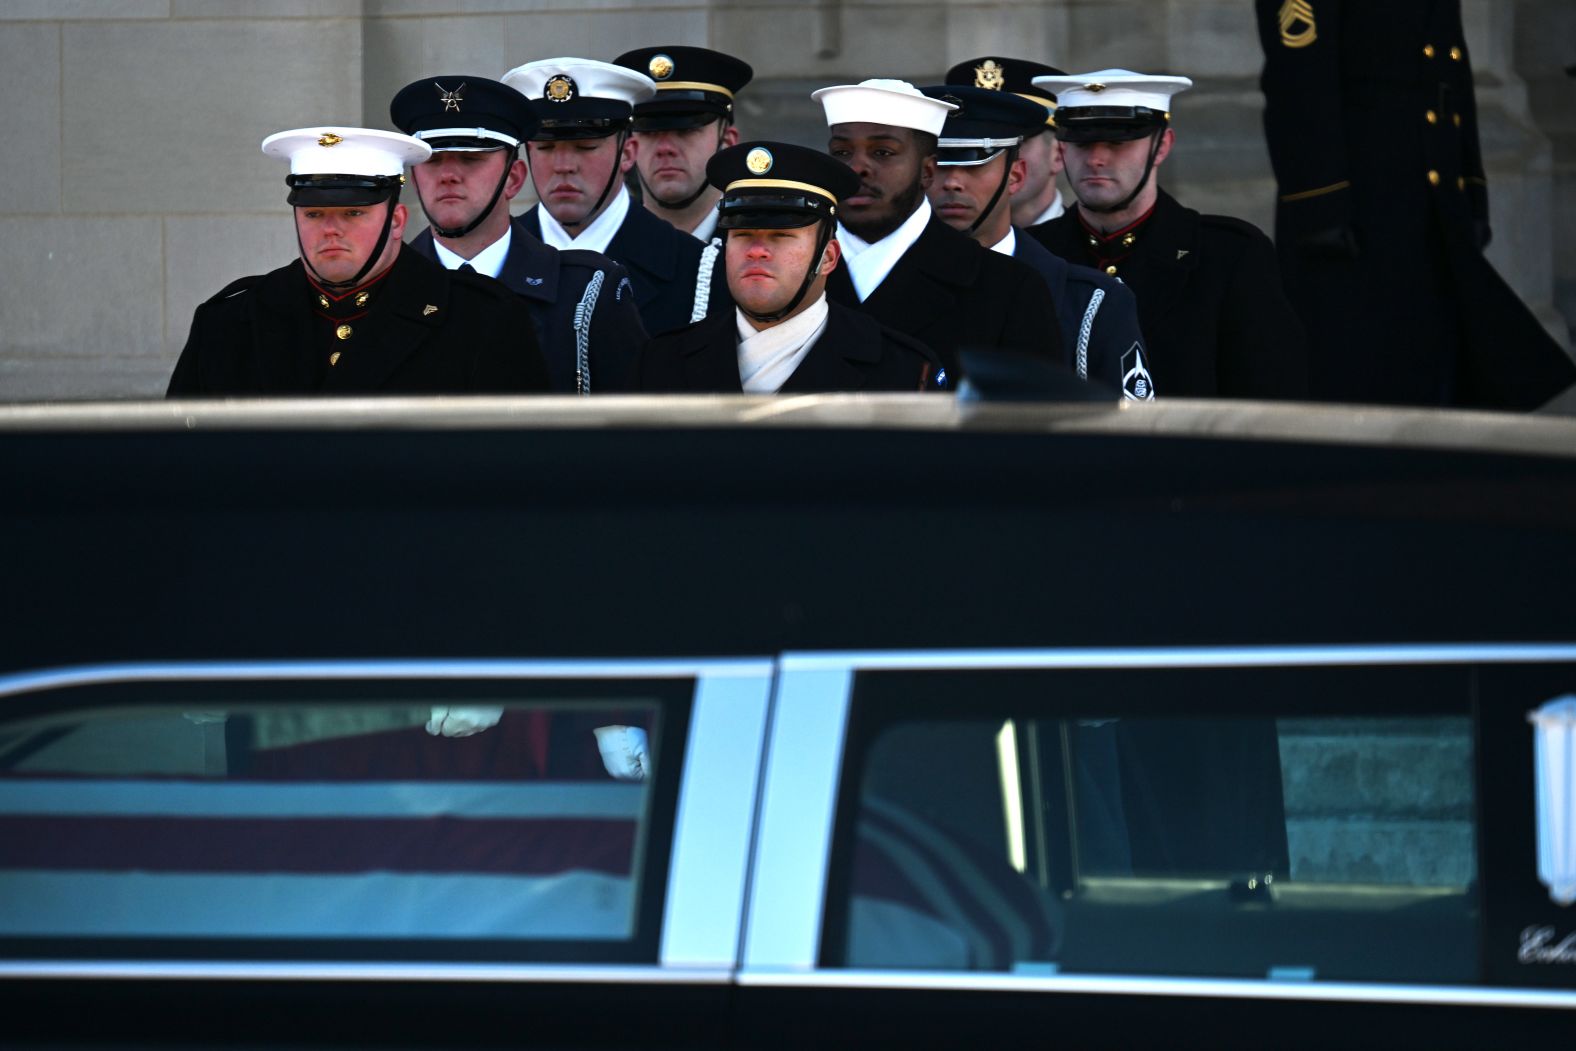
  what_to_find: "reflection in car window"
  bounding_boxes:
[0,681,687,961]
[825,668,1478,984]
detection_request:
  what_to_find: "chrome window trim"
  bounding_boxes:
[737,969,1576,1010]
[0,658,775,699]
[660,670,774,968]
[0,961,731,984]
[779,643,1576,673]
[741,666,853,971]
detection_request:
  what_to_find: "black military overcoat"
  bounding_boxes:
[166,250,548,396]
[1032,191,1309,400]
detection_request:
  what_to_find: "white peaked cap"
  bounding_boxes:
[1030,69,1194,112]
[261,127,430,176]
[812,78,958,136]
[501,57,656,105]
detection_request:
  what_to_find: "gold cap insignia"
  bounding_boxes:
[649,54,675,81]
[1278,0,1317,48]
[745,146,773,175]
[1084,83,1107,94]
[317,132,344,147]
[436,80,466,113]
[974,59,1006,91]
[545,75,576,103]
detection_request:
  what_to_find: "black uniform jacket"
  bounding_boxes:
[409,216,648,393]
[1031,191,1309,400]
[1013,230,1151,398]
[1254,0,1575,409]
[519,203,732,339]
[166,249,549,396]
[636,301,946,394]
[827,215,1062,384]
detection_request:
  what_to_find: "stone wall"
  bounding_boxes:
[0,0,1568,401]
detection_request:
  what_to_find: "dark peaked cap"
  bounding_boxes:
[389,76,538,150]
[614,46,754,130]
[707,141,858,229]
[923,84,1048,162]
[945,55,1065,127]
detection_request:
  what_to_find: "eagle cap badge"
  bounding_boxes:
[545,74,576,103]
[317,132,343,147]
[974,59,1006,91]
[649,53,675,81]
[745,146,773,175]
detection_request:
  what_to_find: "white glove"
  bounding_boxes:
[593,725,649,781]
[426,706,505,738]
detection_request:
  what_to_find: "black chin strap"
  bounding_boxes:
[966,146,1017,238]
[739,221,834,326]
[420,148,516,240]
[582,130,630,230]
[298,195,398,291]
[1087,128,1165,215]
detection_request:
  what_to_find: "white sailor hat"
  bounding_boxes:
[501,57,656,140]
[261,126,430,205]
[1030,69,1193,141]
[811,78,958,136]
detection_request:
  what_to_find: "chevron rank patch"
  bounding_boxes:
[1278,0,1317,48]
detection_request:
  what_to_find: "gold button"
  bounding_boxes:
[1427,170,1440,186]
[336,324,353,340]
[1449,46,1462,61]
[1121,233,1136,247]
[329,351,341,367]
[1423,44,1435,59]
[354,291,370,308]
[1425,109,1438,124]
[1453,113,1462,127]
[317,294,330,309]
[1105,264,1118,276]
[1457,176,1466,191]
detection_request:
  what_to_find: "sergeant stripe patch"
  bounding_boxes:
[1278,0,1317,48]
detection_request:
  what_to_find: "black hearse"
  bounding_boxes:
[1,395,1573,1048]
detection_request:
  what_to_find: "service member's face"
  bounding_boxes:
[295,201,408,285]
[827,123,935,243]
[412,150,526,232]
[632,120,738,205]
[1016,129,1064,200]
[527,135,636,232]
[726,224,840,326]
[928,152,1025,245]
[1061,129,1172,213]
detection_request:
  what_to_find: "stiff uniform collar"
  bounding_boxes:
[432,225,513,278]
[989,227,1017,256]
[308,264,394,323]
[539,183,631,254]
[690,206,720,243]
[837,197,933,302]
[1026,188,1065,228]
[1077,202,1156,276]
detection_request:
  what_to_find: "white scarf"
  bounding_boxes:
[736,294,831,393]
[537,183,630,255]
[836,198,932,302]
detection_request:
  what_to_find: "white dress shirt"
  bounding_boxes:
[431,226,512,279]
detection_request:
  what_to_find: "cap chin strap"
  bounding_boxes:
[1086,128,1164,215]
[966,146,1017,238]
[739,220,834,326]
[583,130,630,228]
[420,148,516,240]
[298,195,398,291]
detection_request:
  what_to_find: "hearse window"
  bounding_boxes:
[823,665,1478,984]
[0,675,690,963]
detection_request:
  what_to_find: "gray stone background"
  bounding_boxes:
[1,0,1571,401]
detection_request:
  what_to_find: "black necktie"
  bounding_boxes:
[458,262,476,274]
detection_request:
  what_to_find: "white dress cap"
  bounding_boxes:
[1029,69,1194,112]
[812,78,959,136]
[501,57,656,105]
[261,127,431,176]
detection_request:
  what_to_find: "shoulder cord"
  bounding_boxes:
[691,237,721,323]
[573,269,605,395]
[1075,287,1105,381]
